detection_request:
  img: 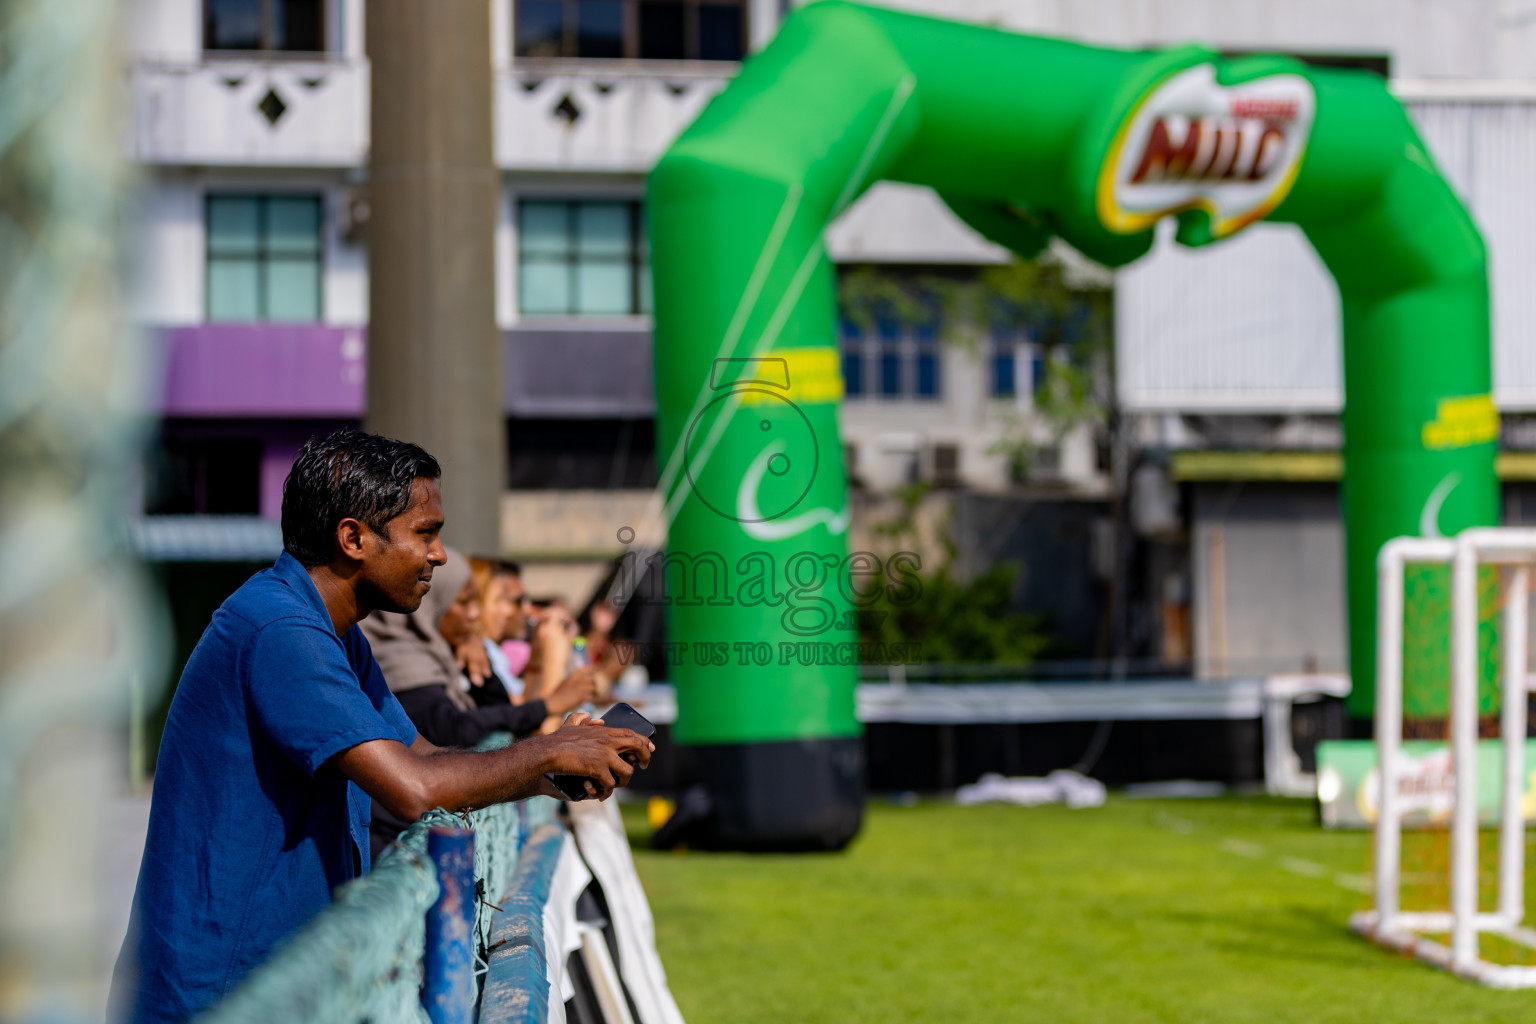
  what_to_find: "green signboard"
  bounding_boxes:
[1317,739,1536,830]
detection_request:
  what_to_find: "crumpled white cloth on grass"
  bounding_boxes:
[955,770,1107,809]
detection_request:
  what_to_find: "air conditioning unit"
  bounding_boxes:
[1028,443,1064,483]
[338,187,370,245]
[930,443,961,488]
[843,442,863,487]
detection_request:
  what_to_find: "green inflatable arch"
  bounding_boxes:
[647,1,1495,846]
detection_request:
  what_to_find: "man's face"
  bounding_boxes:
[358,476,447,614]
[502,573,530,639]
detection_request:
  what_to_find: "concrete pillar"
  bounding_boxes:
[367,0,505,554]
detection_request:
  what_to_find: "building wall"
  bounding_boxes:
[127,1,1536,447]
[856,0,1536,80]
[129,0,1536,79]
[128,1,1536,428]
[1119,97,1536,413]
[1190,484,1348,679]
[1187,481,1536,681]
[130,175,366,327]
[123,0,1536,666]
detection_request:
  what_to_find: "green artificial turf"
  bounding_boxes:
[620,796,1536,1023]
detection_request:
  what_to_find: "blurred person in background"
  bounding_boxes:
[578,596,626,691]
[469,556,529,699]
[522,595,629,730]
[115,430,649,1024]
[497,561,536,681]
[362,548,597,855]
[522,597,582,730]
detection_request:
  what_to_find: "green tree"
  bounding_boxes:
[855,482,1057,668]
[859,560,1055,666]
[837,256,1114,481]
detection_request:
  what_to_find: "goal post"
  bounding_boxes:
[1353,528,1536,987]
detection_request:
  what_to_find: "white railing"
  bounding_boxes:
[493,65,731,172]
[1352,528,1536,988]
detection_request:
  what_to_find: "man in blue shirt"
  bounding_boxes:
[118,430,651,1023]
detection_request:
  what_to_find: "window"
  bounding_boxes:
[840,298,942,402]
[205,0,324,53]
[1221,50,1390,79]
[515,0,746,61]
[988,296,1051,400]
[990,323,1042,400]
[506,418,656,488]
[206,195,323,322]
[519,200,650,316]
[991,346,1016,397]
[144,438,263,515]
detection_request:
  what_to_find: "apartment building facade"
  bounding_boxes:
[126,0,1536,678]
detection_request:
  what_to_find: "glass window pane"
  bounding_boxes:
[992,352,1016,397]
[697,3,743,61]
[515,0,566,57]
[267,197,321,254]
[575,262,631,314]
[576,0,624,58]
[208,259,261,321]
[636,205,652,313]
[1030,349,1045,391]
[266,259,321,321]
[521,259,571,314]
[273,0,323,51]
[916,352,938,398]
[206,0,263,50]
[637,263,653,315]
[914,295,940,343]
[639,0,685,59]
[842,351,864,397]
[879,352,901,397]
[208,197,260,256]
[520,203,571,257]
[576,204,630,258]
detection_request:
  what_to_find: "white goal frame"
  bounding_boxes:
[1349,528,1536,987]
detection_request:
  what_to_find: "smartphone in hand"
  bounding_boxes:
[546,703,657,801]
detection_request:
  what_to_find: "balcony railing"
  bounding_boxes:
[126,57,368,166]
[494,64,732,171]
[125,54,733,172]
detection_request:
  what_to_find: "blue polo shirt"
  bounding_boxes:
[124,552,417,1024]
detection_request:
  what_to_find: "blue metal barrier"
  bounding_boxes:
[196,810,454,1024]
[195,770,561,1023]
[479,824,569,1024]
[423,827,477,1024]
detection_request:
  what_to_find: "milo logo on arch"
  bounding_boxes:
[1097,63,1316,240]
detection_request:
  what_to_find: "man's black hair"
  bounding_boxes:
[496,559,524,578]
[281,429,442,568]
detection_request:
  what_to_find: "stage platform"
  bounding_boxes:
[614,675,1349,795]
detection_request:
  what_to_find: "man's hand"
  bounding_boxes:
[545,666,598,715]
[456,637,491,687]
[537,712,654,800]
[331,712,654,820]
